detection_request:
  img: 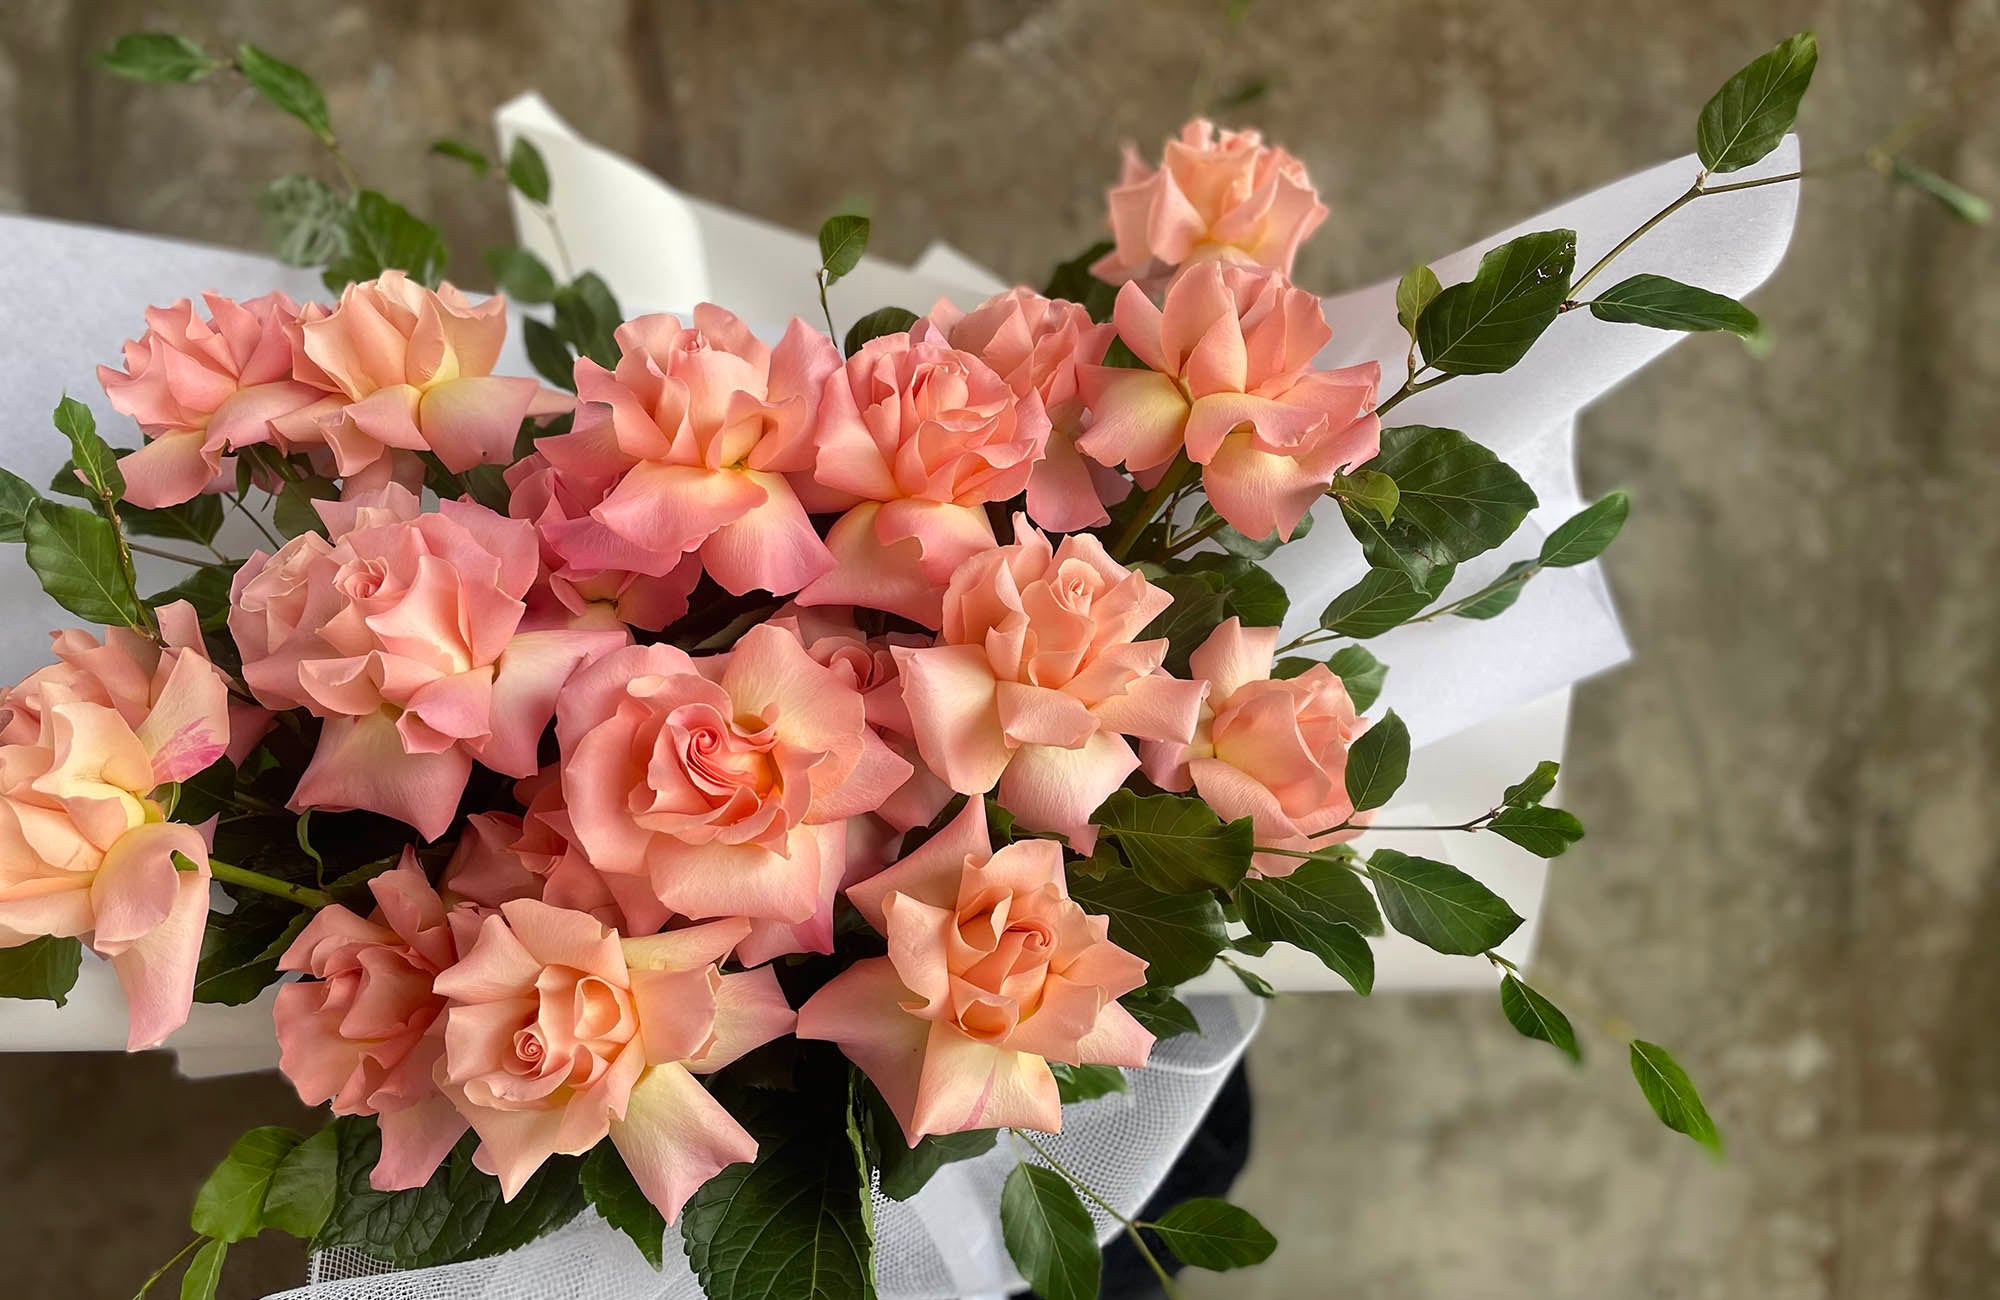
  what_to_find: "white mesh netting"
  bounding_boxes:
[271,995,1262,1300]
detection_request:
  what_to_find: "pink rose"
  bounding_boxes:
[1141,619,1366,875]
[1077,263,1380,540]
[273,854,483,1189]
[229,486,628,839]
[99,291,328,508]
[531,308,840,599]
[798,797,1152,1142]
[797,327,1053,627]
[434,903,795,1219]
[553,626,911,941]
[505,452,701,631]
[1090,118,1328,287]
[925,289,1125,531]
[892,517,1204,848]
[274,271,569,486]
[0,604,232,1049]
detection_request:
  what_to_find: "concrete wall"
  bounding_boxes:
[2,2,1997,1296]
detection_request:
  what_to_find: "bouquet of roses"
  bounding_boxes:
[0,25,1980,1300]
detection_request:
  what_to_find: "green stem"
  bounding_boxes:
[126,541,210,567]
[132,1234,203,1299]
[231,491,283,549]
[816,270,838,344]
[1569,169,1805,302]
[1374,369,1451,419]
[1160,515,1226,558]
[1109,454,1193,561]
[1011,1132,1186,1300]
[207,858,333,909]
[1408,564,1542,624]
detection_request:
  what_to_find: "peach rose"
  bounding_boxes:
[1090,118,1328,287]
[273,270,568,486]
[925,289,1125,531]
[229,486,628,839]
[798,797,1152,1142]
[797,326,1052,626]
[273,854,484,1189]
[892,517,1204,848]
[434,903,795,1219]
[504,451,701,631]
[553,626,911,941]
[0,603,232,1049]
[532,308,840,598]
[98,291,328,508]
[1077,263,1380,541]
[1141,619,1366,875]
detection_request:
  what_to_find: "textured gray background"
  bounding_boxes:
[3,2,1998,1297]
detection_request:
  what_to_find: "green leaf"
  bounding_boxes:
[1588,275,1761,337]
[54,396,123,501]
[1499,975,1580,1063]
[1043,240,1119,323]
[1487,804,1585,858]
[1068,870,1227,986]
[179,1238,227,1300]
[429,137,492,176]
[0,467,42,542]
[522,318,577,391]
[264,1125,339,1239]
[1001,1164,1101,1300]
[1219,954,1277,997]
[1344,709,1409,813]
[258,174,349,267]
[484,246,557,303]
[1181,552,1289,629]
[149,563,237,633]
[1450,559,1537,620]
[1889,157,1992,225]
[324,191,448,291]
[1140,569,1230,675]
[1395,264,1442,336]
[844,306,920,357]
[24,500,143,626]
[1093,789,1255,895]
[125,495,225,546]
[274,478,337,539]
[1696,32,1817,173]
[1540,491,1630,568]
[1148,1198,1277,1271]
[1051,1063,1128,1104]
[817,214,871,284]
[1318,564,1454,639]
[859,1079,998,1201]
[98,32,223,82]
[1194,500,1313,561]
[580,1144,666,1270]
[235,44,335,145]
[1417,230,1575,375]
[505,136,552,204]
[1367,849,1523,955]
[553,272,623,368]
[1629,1040,1723,1153]
[1236,857,1380,994]
[1121,989,1202,1041]
[1354,426,1538,572]
[193,1126,304,1242]
[1326,645,1387,712]
[1331,468,1398,524]
[0,935,83,1007]
[1502,760,1560,807]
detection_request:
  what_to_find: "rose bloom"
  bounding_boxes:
[1142,618,1367,875]
[98,291,327,508]
[229,485,628,839]
[796,325,1053,627]
[554,626,911,946]
[1077,263,1380,541]
[505,451,701,631]
[274,270,568,489]
[0,602,231,1049]
[925,288,1124,531]
[274,854,485,1189]
[532,308,839,599]
[798,797,1152,1142]
[893,517,1203,847]
[1090,118,1328,287]
[435,902,795,1219]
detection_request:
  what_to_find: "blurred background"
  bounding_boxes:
[2,1,1998,1297]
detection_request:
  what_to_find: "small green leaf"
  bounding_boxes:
[98,33,222,83]
[817,214,871,284]
[1487,805,1585,858]
[1001,1164,1101,1300]
[258,174,349,267]
[24,500,143,626]
[1121,989,1202,1041]
[1344,709,1409,813]
[179,1238,227,1300]
[505,136,552,204]
[1326,645,1387,712]
[0,935,83,1007]
[323,191,448,291]
[552,273,623,368]
[1318,563,1454,638]
[264,1126,339,1239]
[1093,790,1255,895]
[484,246,557,303]
[580,1144,666,1270]
[274,478,338,539]
[1889,157,1992,225]
[1502,760,1560,807]
[54,397,124,501]
[1367,849,1523,955]
[522,319,577,391]
[1331,468,1398,525]
[1450,559,1537,620]
[1629,1040,1723,1153]
[844,306,919,357]
[1499,975,1580,1063]
[1588,275,1761,337]
[1696,32,1817,173]
[235,44,335,146]
[1218,955,1277,997]
[1148,1198,1277,1271]
[1050,1064,1128,1104]
[1236,857,1380,993]
[1539,491,1630,568]
[0,467,44,542]
[1416,230,1576,375]
[429,138,492,176]
[1395,263,1442,336]
[193,1126,304,1242]
[1068,870,1227,987]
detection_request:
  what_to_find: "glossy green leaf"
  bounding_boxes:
[1236,858,1380,994]
[1332,468,1399,525]
[1499,975,1580,1063]
[1051,1063,1128,1104]
[1354,426,1538,572]
[1148,1198,1277,1270]
[1001,1164,1100,1300]
[0,935,83,1007]
[1629,1040,1723,1152]
[1540,491,1630,567]
[1487,805,1585,858]
[1416,230,1575,375]
[1449,559,1536,620]
[1696,32,1817,173]
[1343,709,1409,812]
[1068,870,1227,986]
[863,1078,999,1201]
[1219,955,1277,997]
[1395,264,1442,335]
[1367,849,1523,955]
[844,306,919,357]
[1588,275,1761,337]
[125,495,224,546]
[1326,645,1387,712]
[54,396,123,501]
[0,467,44,542]
[274,478,338,539]
[1093,789,1254,894]
[236,44,335,145]
[1502,760,1560,807]
[817,214,871,284]
[1121,989,1202,1041]
[24,500,143,626]
[1318,563,1454,638]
